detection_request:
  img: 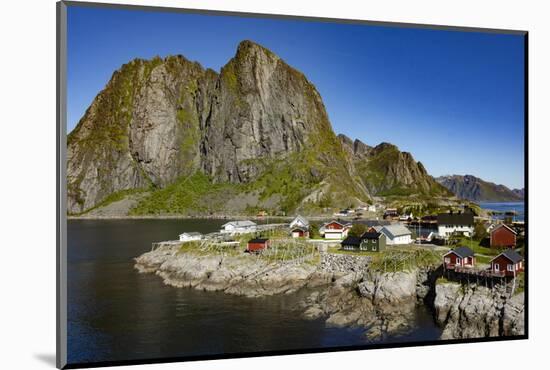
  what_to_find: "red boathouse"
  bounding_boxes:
[490,249,524,277]
[247,238,270,252]
[290,227,309,238]
[443,246,475,270]
[490,224,517,248]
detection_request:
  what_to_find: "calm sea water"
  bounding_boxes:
[67,219,441,365]
[478,202,525,221]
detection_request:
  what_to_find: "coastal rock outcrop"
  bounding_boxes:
[434,282,524,339]
[135,242,330,297]
[135,242,428,339]
[305,269,423,341]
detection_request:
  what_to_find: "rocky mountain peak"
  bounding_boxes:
[337,134,372,157]
[371,142,398,154]
[337,135,448,197]
[436,174,523,202]
[353,139,371,156]
[235,40,279,61]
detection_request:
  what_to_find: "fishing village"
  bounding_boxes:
[134,203,525,341]
[151,203,524,285]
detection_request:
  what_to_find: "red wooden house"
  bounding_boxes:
[490,224,517,248]
[490,249,524,277]
[290,227,309,238]
[443,246,475,270]
[247,238,270,252]
[320,220,351,239]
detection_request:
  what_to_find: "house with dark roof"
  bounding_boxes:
[247,238,270,253]
[490,224,517,248]
[360,231,386,252]
[443,246,475,270]
[490,249,524,277]
[289,215,310,238]
[383,208,399,220]
[437,210,474,238]
[290,226,309,238]
[341,236,363,251]
[340,232,386,252]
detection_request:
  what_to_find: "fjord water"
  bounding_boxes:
[67,219,441,365]
[478,202,525,221]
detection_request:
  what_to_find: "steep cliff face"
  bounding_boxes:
[201,41,326,182]
[68,41,368,214]
[338,135,450,197]
[67,56,211,212]
[436,175,523,202]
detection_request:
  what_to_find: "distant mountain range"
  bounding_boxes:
[67,40,452,216]
[435,175,524,202]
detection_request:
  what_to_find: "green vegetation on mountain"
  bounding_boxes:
[339,137,451,199]
[130,172,242,215]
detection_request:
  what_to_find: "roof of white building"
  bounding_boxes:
[290,215,309,227]
[320,220,352,230]
[380,224,412,238]
[179,232,203,237]
[222,220,257,228]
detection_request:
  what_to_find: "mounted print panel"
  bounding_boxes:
[57,1,527,368]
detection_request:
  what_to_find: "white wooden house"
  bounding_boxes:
[220,220,257,234]
[378,225,413,245]
[437,211,474,238]
[289,215,309,229]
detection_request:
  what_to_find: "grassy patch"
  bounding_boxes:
[130,172,243,215]
[326,245,443,272]
[513,272,525,295]
[369,248,444,272]
[242,151,323,214]
[259,240,320,264]
[177,235,321,266]
[452,237,500,256]
[72,188,148,215]
[177,240,245,258]
[475,255,493,264]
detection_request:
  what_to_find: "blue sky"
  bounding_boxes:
[67,6,525,189]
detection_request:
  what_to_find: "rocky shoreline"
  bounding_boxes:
[434,282,524,339]
[134,242,524,340]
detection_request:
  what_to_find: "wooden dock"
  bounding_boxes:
[452,266,506,278]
